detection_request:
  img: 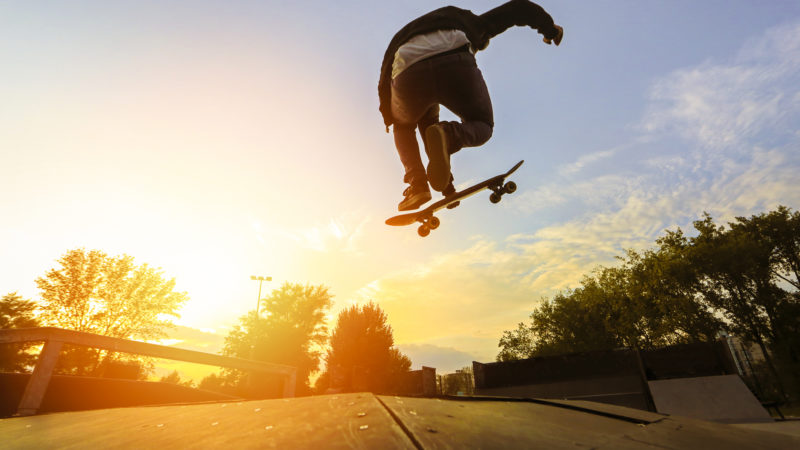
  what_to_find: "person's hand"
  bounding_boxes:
[543,25,563,46]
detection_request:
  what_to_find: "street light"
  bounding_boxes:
[250,275,272,316]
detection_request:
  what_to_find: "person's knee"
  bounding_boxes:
[477,122,493,145]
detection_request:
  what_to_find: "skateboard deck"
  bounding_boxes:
[386,160,524,237]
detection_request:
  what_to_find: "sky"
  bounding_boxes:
[2,1,800,378]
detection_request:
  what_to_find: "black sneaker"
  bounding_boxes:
[443,181,460,209]
[398,184,432,211]
[425,124,451,192]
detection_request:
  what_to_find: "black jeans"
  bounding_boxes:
[391,49,494,186]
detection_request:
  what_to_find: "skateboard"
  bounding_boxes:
[386,160,524,237]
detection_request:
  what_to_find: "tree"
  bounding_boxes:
[499,284,620,360]
[0,292,41,371]
[497,222,725,360]
[627,240,723,345]
[198,372,232,395]
[498,249,722,361]
[159,370,196,388]
[685,210,799,399]
[35,248,188,375]
[318,302,411,394]
[220,283,332,396]
[736,206,800,290]
[497,322,536,361]
[730,207,800,365]
[496,206,800,401]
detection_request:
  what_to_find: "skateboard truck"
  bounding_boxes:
[489,180,517,204]
[416,214,440,237]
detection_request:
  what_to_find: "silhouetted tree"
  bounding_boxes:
[497,322,536,362]
[198,372,233,395]
[159,370,195,388]
[0,292,40,371]
[498,250,721,360]
[729,207,800,384]
[684,210,799,399]
[220,283,332,396]
[318,301,411,394]
[35,248,188,375]
[497,206,800,400]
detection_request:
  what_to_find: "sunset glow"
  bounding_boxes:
[2,0,800,378]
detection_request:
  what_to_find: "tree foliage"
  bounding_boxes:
[159,370,196,388]
[317,301,411,394]
[34,248,188,375]
[36,248,187,339]
[219,283,332,396]
[0,292,41,371]
[499,246,722,360]
[684,209,800,398]
[497,206,799,398]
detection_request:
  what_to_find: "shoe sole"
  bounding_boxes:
[425,125,451,192]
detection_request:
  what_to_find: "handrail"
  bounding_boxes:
[0,327,297,416]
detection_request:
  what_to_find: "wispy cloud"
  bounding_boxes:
[558,148,618,176]
[514,174,634,215]
[354,21,800,368]
[366,145,799,363]
[358,239,541,344]
[289,217,368,253]
[642,21,800,150]
[253,213,370,254]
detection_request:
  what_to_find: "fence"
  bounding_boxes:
[0,327,297,416]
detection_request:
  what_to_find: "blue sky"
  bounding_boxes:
[2,1,799,377]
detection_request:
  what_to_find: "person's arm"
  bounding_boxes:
[480,0,562,45]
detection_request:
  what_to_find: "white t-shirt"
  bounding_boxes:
[392,29,471,79]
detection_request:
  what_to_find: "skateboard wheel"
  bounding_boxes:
[418,225,431,237]
[490,192,502,204]
[504,181,517,194]
[429,216,440,229]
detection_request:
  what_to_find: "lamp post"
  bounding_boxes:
[250,275,272,316]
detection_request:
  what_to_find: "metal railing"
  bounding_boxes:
[0,327,297,416]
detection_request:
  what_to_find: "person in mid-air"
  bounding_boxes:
[379,0,563,211]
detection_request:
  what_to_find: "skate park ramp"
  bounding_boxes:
[2,393,797,449]
[648,375,774,423]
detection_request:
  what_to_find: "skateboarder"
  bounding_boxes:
[379,0,563,211]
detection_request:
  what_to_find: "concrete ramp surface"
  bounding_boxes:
[648,375,773,423]
[1,393,796,449]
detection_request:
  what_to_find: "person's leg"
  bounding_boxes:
[391,66,437,209]
[424,52,494,191]
[436,52,494,153]
[417,105,440,157]
[392,124,426,186]
[392,122,432,211]
[416,104,459,204]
